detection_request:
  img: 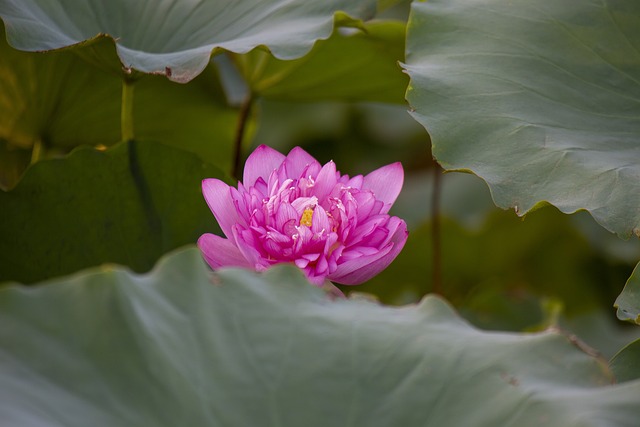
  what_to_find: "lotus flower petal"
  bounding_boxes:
[197,233,252,269]
[202,178,243,239]
[362,162,404,213]
[199,145,408,286]
[285,146,322,180]
[312,160,338,201]
[330,219,408,284]
[243,145,286,187]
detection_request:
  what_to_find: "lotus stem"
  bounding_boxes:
[232,95,253,181]
[121,78,135,142]
[432,162,443,295]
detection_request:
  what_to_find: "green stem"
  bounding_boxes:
[431,163,443,295]
[30,139,44,165]
[232,95,253,181]
[121,79,135,142]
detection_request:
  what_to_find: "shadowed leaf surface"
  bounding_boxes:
[0,24,243,176]
[0,141,224,284]
[236,20,408,104]
[0,22,121,151]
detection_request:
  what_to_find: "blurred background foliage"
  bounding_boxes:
[1,0,639,360]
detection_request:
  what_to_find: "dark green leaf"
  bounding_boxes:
[0,139,30,190]
[360,207,624,316]
[132,69,243,173]
[236,20,409,104]
[0,22,121,150]
[0,141,224,284]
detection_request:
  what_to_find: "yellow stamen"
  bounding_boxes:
[300,207,314,227]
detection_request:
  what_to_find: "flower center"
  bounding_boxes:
[300,207,314,227]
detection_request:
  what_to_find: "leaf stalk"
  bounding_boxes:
[121,78,135,142]
[232,95,253,181]
[432,163,443,295]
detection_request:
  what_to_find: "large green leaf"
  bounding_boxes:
[615,261,640,324]
[0,141,224,284]
[404,0,640,237]
[235,20,409,104]
[2,247,640,426]
[0,139,30,190]
[0,0,376,83]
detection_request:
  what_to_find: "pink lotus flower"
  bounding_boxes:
[198,145,408,286]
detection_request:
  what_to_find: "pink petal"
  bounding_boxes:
[202,179,243,239]
[377,216,405,247]
[275,202,299,230]
[291,196,319,214]
[311,206,331,234]
[349,215,388,245]
[312,161,338,201]
[303,253,321,262]
[233,225,268,270]
[264,229,290,243]
[305,272,326,286]
[315,256,329,275]
[285,146,321,179]
[243,145,286,187]
[293,226,314,252]
[263,235,288,258]
[345,174,364,189]
[252,177,268,197]
[295,258,310,268]
[329,219,408,285]
[353,191,384,220]
[362,162,404,213]
[198,233,251,269]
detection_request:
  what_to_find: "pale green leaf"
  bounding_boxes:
[0,0,376,82]
[2,247,640,426]
[404,0,640,237]
[610,338,640,382]
[615,261,640,324]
